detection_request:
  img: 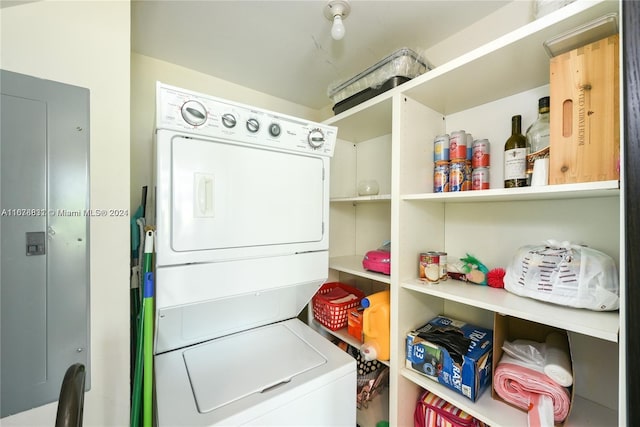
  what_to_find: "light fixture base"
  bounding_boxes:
[324,0,351,21]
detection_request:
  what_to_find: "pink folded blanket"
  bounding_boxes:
[494,356,571,424]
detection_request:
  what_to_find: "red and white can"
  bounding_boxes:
[472,139,491,168]
[472,167,490,190]
[449,131,467,160]
[419,252,440,284]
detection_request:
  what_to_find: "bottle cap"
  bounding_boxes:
[360,343,378,361]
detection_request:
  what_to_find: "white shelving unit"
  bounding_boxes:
[323,1,623,426]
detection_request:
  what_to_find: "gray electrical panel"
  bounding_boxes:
[1,70,90,417]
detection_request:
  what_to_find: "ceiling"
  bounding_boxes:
[131,1,512,110]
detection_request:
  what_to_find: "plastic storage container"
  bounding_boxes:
[328,48,431,114]
[312,282,365,330]
[360,290,390,361]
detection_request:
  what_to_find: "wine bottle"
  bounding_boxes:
[503,115,527,188]
[526,96,551,184]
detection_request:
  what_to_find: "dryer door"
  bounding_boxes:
[156,133,329,265]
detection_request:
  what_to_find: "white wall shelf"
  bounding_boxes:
[313,319,391,368]
[400,0,619,116]
[402,279,619,342]
[402,180,619,203]
[325,97,392,143]
[329,255,392,285]
[324,1,624,425]
[331,194,392,203]
[401,367,616,427]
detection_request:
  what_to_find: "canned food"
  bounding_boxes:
[438,252,448,281]
[433,134,450,162]
[462,160,473,191]
[434,161,450,193]
[472,167,490,190]
[449,160,466,192]
[449,131,467,160]
[419,252,440,283]
[472,139,491,168]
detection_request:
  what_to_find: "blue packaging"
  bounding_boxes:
[406,315,493,401]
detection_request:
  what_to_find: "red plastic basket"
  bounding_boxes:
[312,282,366,331]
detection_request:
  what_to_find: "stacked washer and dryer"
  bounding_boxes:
[152,82,356,426]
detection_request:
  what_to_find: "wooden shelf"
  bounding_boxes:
[402,279,619,342]
[401,367,617,427]
[329,255,392,285]
[324,1,618,129]
[331,194,392,203]
[402,180,619,203]
[401,0,619,116]
[324,1,624,425]
[312,320,390,368]
[324,96,392,143]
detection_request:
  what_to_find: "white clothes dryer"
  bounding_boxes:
[152,82,355,426]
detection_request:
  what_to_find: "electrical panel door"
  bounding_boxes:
[1,70,90,417]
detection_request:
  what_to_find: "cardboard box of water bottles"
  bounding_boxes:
[405,315,493,402]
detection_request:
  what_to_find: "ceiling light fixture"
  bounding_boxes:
[324,0,351,41]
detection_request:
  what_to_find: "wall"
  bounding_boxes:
[0,1,131,425]
[130,53,322,213]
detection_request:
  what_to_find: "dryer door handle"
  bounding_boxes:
[195,173,215,218]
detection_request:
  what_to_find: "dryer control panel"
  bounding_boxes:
[156,82,337,157]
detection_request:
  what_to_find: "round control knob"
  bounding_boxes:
[307,128,325,148]
[181,100,207,126]
[269,123,281,137]
[246,118,260,133]
[221,113,237,128]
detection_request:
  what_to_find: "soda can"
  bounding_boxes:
[462,160,473,191]
[466,133,474,160]
[449,160,466,192]
[449,131,467,160]
[434,161,450,193]
[472,139,491,168]
[472,167,490,190]
[433,134,450,162]
[419,252,440,284]
[438,252,448,281]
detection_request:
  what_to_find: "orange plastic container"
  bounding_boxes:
[361,290,391,361]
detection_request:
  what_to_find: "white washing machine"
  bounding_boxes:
[152,82,356,426]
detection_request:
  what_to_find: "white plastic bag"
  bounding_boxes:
[504,240,619,311]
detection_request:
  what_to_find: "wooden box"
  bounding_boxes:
[549,34,619,184]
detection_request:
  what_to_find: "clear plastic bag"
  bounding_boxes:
[501,333,573,388]
[504,240,619,311]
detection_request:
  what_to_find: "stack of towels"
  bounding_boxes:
[494,332,573,427]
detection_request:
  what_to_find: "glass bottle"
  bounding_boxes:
[503,115,528,188]
[526,96,551,185]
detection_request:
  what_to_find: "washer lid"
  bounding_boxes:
[183,322,327,413]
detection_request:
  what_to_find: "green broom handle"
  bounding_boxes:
[142,230,154,427]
